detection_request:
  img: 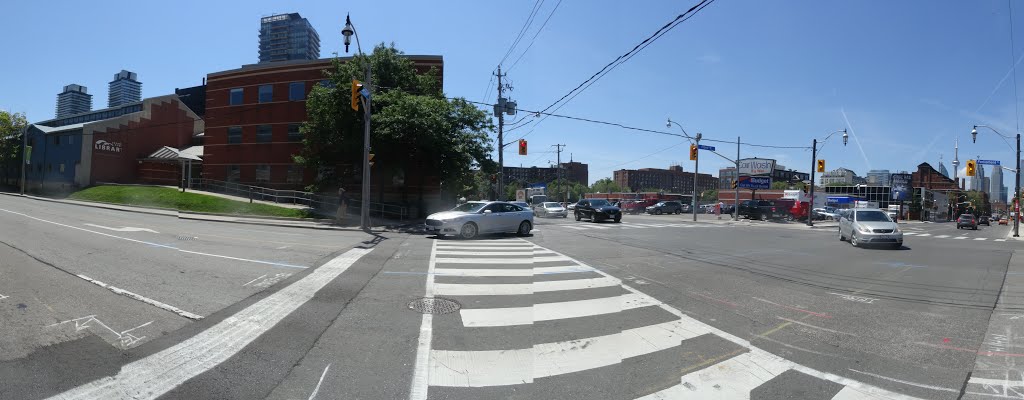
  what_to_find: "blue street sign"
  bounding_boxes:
[977,159,1001,166]
[698,144,715,151]
[737,175,771,190]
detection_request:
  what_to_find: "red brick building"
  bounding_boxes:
[202,56,443,189]
[613,165,717,195]
[911,162,960,191]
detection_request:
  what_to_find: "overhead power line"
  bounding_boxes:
[498,0,546,67]
[507,0,564,72]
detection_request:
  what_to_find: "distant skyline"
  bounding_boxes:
[3,1,1024,191]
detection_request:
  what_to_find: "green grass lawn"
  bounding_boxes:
[67,186,313,218]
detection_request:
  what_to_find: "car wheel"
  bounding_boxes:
[760,213,768,221]
[850,232,859,247]
[460,222,478,240]
[838,228,845,241]
[516,221,532,236]
[674,209,681,214]
[655,209,662,215]
[562,214,567,218]
[575,212,581,221]
[615,216,622,223]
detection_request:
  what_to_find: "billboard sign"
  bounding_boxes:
[890,173,912,201]
[737,158,776,176]
[737,175,771,190]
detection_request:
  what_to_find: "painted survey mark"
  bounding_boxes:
[829,292,878,304]
[243,273,292,288]
[0,293,8,300]
[48,315,153,348]
[83,223,159,233]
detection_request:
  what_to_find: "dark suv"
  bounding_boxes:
[575,199,622,223]
[646,201,683,215]
[957,214,978,230]
[979,215,991,226]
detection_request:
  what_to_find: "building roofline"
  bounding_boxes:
[207,55,444,78]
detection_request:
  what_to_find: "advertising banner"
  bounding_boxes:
[737,158,776,176]
[890,173,912,201]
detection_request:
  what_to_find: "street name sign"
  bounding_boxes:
[977,159,1001,166]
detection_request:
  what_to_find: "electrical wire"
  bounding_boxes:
[498,0,545,67]
[506,0,564,72]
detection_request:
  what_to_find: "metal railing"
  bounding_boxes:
[188,178,408,221]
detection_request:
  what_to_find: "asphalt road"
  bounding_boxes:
[3,197,1023,399]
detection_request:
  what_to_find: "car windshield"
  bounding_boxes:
[451,202,487,213]
[543,202,560,207]
[589,199,610,207]
[960,215,975,220]
[856,210,890,222]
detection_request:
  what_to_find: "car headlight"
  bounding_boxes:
[857,225,872,233]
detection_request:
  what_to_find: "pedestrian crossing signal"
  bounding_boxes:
[966,159,976,177]
[518,139,527,155]
[817,159,825,173]
[731,180,737,189]
[689,145,698,161]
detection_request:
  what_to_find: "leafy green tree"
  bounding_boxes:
[771,181,792,190]
[640,187,663,193]
[0,111,28,187]
[701,189,719,202]
[296,44,494,213]
[591,178,623,194]
[504,180,522,202]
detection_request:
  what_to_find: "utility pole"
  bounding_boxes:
[552,144,565,201]
[693,133,702,222]
[495,66,506,200]
[809,138,817,227]
[735,136,740,221]
[20,121,27,195]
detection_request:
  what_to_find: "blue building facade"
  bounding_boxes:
[25,124,85,192]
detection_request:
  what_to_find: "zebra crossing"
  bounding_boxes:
[901,231,1007,242]
[553,221,725,231]
[408,237,923,399]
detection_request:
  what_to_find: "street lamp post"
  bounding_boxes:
[342,14,372,231]
[808,129,848,227]
[971,125,1020,237]
[666,119,702,222]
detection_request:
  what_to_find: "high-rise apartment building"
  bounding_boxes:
[990,166,1005,202]
[108,70,142,107]
[258,13,320,63]
[55,84,92,118]
[866,169,891,186]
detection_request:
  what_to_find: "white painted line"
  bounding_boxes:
[76,274,203,320]
[433,268,530,277]
[84,223,159,233]
[48,248,373,400]
[902,232,917,236]
[830,385,901,400]
[435,257,533,264]
[935,235,950,238]
[917,233,931,237]
[459,293,659,327]
[847,368,959,393]
[968,376,1024,387]
[434,276,619,296]
[0,207,306,269]
[410,240,439,400]
[0,293,8,300]
[435,250,535,256]
[435,241,532,247]
[639,352,789,399]
[307,363,331,400]
[534,265,595,274]
[428,319,708,387]
[562,225,588,230]
[954,236,968,240]
[242,274,268,287]
[997,239,1008,242]
[974,238,988,241]
[434,245,537,251]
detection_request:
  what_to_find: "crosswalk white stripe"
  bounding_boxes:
[954,236,968,240]
[433,276,619,296]
[459,293,659,327]
[935,235,950,238]
[428,319,708,387]
[638,351,790,399]
[830,385,897,400]
[974,237,987,241]
[435,240,532,246]
[435,257,533,264]
[435,245,537,250]
[916,233,931,237]
[997,239,1008,242]
[436,250,536,256]
[563,226,588,230]
[534,265,595,274]
[434,268,531,277]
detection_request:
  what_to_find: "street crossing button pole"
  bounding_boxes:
[809,130,848,227]
[342,14,372,230]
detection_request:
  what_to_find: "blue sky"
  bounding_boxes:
[2,1,1024,194]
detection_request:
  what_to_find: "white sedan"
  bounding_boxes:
[425,201,534,239]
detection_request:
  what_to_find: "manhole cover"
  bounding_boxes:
[408,297,461,314]
[176,235,197,241]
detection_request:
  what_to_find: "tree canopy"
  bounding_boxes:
[591,178,623,194]
[296,44,494,194]
[0,111,28,186]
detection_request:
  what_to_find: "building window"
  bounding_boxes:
[228,126,242,144]
[59,164,65,173]
[287,123,302,142]
[227,165,240,183]
[287,165,304,184]
[255,165,270,183]
[259,85,273,103]
[230,88,243,105]
[289,82,305,101]
[256,125,273,143]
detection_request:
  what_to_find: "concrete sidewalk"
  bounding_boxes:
[962,249,1024,399]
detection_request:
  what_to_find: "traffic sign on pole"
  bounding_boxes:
[697,144,715,151]
[977,159,1001,166]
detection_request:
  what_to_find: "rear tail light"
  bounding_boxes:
[771,207,776,212]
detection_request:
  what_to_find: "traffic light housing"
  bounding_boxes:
[490,174,496,183]
[966,159,976,177]
[689,145,698,161]
[817,159,825,173]
[731,180,738,189]
[518,139,528,155]
[351,79,363,111]
[368,152,375,168]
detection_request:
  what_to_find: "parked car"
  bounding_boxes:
[957,214,978,230]
[979,215,991,226]
[1000,217,1010,225]
[511,201,530,209]
[425,201,534,239]
[738,200,775,220]
[574,199,622,223]
[566,202,577,211]
[680,203,693,213]
[838,208,903,248]
[646,201,684,215]
[622,199,656,214]
[536,202,568,218]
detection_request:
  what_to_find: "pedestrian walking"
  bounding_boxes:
[715,201,722,220]
[336,188,348,223]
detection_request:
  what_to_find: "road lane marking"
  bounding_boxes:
[409,240,438,400]
[242,274,268,286]
[997,239,1008,242]
[935,235,950,238]
[917,233,931,237]
[954,236,968,240]
[777,317,857,336]
[0,293,7,300]
[640,351,790,399]
[428,319,708,387]
[435,250,537,256]
[847,368,959,393]
[83,223,159,233]
[48,247,373,400]
[459,293,659,327]
[75,274,203,320]
[0,207,306,269]
[975,237,988,241]
[434,255,569,264]
[433,276,619,296]
[47,315,154,349]
[307,363,331,400]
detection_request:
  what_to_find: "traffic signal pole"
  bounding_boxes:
[808,138,817,227]
[495,66,505,201]
[735,136,740,221]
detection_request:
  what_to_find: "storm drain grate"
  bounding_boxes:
[408,297,461,314]
[176,235,197,241]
